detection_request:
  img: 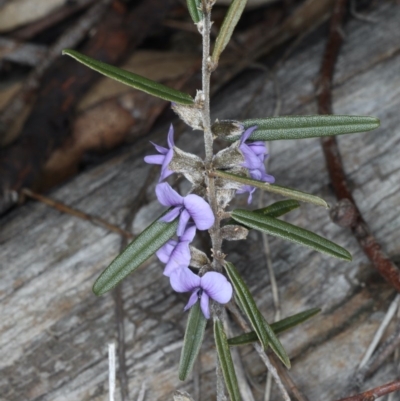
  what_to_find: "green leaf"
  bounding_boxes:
[186,0,203,23]
[224,200,300,227]
[214,115,380,141]
[231,209,352,261]
[224,261,269,349]
[93,215,178,295]
[228,308,321,346]
[254,200,300,218]
[213,170,329,208]
[211,0,248,65]
[179,302,207,381]
[62,49,194,105]
[224,262,291,367]
[214,318,241,401]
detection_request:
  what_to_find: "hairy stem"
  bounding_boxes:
[202,10,213,164]
[201,5,226,400]
[201,6,222,271]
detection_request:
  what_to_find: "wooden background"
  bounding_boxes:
[1,1,400,400]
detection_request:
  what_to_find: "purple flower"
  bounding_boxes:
[170,267,233,319]
[144,124,175,182]
[238,126,275,203]
[156,224,196,277]
[156,182,214,236]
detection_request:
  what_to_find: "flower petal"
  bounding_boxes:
[261,172,275,184]
[180,223,196,242]
[160,149,174,181]
[247,141,266,156]
[200,292,210,319]
[156,183,183,207]
[170,267,201,292]
[167,124,175,148]
[156,239,177,263]
[201,272,233,304]
[240,126,258,144]
[163,241,191,277]
[144,154,165,165]
[177,208,191,236]
[160,206,181,222]
[236,185,256,204]
[150,141,168,155]
[240,144,264,170]
[184,290,199,311]
[184,195,214,231]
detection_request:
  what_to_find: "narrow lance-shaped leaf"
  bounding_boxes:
[224,262,291,367]
[254,199,300,218]
[186,0,203,23]
[213,170,329,208]
[211,0,248,65]
[224,199,300,228]
[224,262,268,349]
[232,209,352,261]
[214,318,241,401]
[63,49,194,105]
[93,215,179,296]
[228,308,321,346]
[213,115,380,142]
[179,302,207,381]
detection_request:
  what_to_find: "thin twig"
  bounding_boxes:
[355,322,400,391]
[317,0,400,293]
[226,303,291,401]
[269,354,309,401]
[333,379,400,401]
[316,1,400,396]
[254,344,291,401]
[264,371,273,401]
[108,343,116,401]
[358,294,400,370]
[0,0,111,144]
[136,381,147,401]
[21,188,133,239]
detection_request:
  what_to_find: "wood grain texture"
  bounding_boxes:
[1,2,400,400]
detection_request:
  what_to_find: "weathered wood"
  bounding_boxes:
[1,1,400,400]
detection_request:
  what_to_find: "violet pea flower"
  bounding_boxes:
[156,182,214,236]
[156,224,196,277]
[238,126,275,203]
[170,267,233,319]
[239,126,268,170]
[144,124,175,182]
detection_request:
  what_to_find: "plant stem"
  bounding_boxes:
[201,5,226,400]
[202,10,213,165]
[201,7,222,271]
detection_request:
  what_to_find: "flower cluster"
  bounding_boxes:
[236,126,275,203]
[145,125,232,318]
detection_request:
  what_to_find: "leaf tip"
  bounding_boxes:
[92,278,107,296]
